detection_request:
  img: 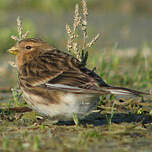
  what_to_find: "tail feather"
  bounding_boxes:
[106,86,150,97]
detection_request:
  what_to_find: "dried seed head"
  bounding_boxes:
[11,35,19,41]
[65,0,100,63]
[11,16,29,41]
[17,16,23,40]
[81,0,88,49]
[73,42,78,52]
[8,61,17,68]
[22,31,29,39]
[67,39,72,49]
[66,24,73,52]
[82,0,88,17]
[87,33,101,48]
[73,4,81,32]
[73,42,80,60]
[66,24,72,36]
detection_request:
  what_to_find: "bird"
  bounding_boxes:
[8,38,150,121]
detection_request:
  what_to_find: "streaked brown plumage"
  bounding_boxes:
[8,38,150,120]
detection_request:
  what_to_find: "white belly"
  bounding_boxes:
[23,91,99,120]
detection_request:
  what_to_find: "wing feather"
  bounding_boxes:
[19,49,109,94]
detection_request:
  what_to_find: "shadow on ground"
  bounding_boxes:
[56,112,152,127]
[0,106,152,127]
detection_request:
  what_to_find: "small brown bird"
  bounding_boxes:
[8,38,149,120]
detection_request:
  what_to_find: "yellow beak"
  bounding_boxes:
[8,46,18,55]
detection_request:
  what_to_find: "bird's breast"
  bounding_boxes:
[22,88,99,120]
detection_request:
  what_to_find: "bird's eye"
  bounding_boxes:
[26,46,32,49]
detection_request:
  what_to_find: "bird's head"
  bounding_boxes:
[8,38,55,69]
[8,38,54,56]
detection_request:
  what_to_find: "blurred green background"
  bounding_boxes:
[0,0,152,87]
[0,0,152,52]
